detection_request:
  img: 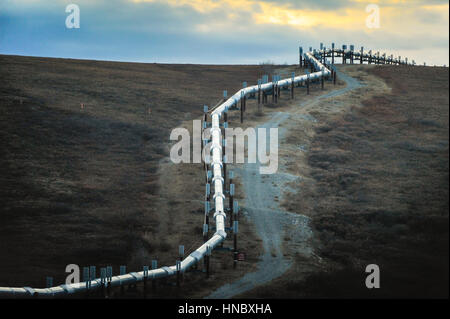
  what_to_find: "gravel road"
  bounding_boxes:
[206,70,362,299]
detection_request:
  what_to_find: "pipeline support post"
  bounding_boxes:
[233,220,238,269]
[291,72,295,99]
[106,266,112,298]
[321,68,324,90]
[257,79,262,112]
[176,260,181,287]
[142,266,149,298]
[100,267,106,298]
[331,43,335,64]
[151,260,157,290]
[299,47,303,68]
[119,265,126,296]
[360,46,364,64]
[240,99,243,123]
[229,183,235,228]
[205,245,211,278]
[306,73,310,94]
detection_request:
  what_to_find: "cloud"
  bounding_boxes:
[0,0,448,65]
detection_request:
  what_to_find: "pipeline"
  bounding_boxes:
[0,51,330,298]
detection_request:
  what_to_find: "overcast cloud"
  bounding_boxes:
[0,0,448,65]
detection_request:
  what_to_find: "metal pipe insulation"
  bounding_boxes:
[0,51,329,298]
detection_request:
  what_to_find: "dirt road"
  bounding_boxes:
[206,70,362,299]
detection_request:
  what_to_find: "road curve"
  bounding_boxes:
[206,69,362,299]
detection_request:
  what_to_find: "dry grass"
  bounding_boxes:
[238,65,449,298]
[0,54,287,291]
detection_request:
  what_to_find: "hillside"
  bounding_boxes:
[0,54,282,289]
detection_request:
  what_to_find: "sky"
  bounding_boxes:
[0,0,448,65]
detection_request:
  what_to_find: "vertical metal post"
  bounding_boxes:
[106,266,112,298]
[331,42,335,64]
[291,72,295,99]
[229,183,235,228]
[205,183,210,236]
[46,277,53,289]
[228,171,234,208]
[178,245,184,285]
[277,78,281,101]
[299,47,303,67]
[342,45,347,64]
[100,267,106,298]
[333,67,337,85]
[242,82,247,112]
[350,45,354,64]
[257,79,261,110]
[142,266,149,298]
[272,81,275,102]
[176,260,181,287]
[320,43,323,63]
[151,260,157,290]
[360,46,364,64]
[83,267,90,298]
[321,68,324,90]
[233,221,238,269]
[202,105,208,171]
[205,245,211,278]
[120,265,126,296]
[88,266,95,296]
[306,72,310,94]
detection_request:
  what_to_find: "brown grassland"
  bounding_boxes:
[0,54,287,296]
[0,55,448,299]
[239,64,449,298]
